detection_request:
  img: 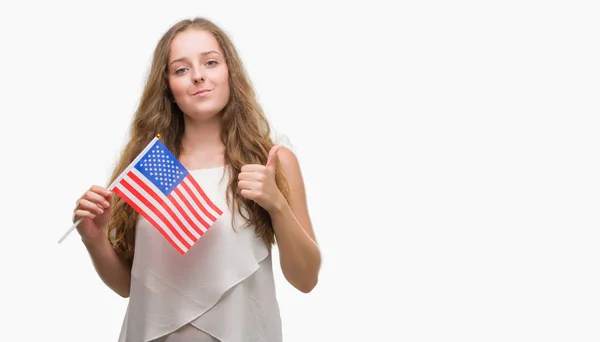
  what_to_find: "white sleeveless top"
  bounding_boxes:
[117,166,282,342]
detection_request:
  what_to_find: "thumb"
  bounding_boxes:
[266,145,280,169]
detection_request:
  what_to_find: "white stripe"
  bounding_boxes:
[171,190,208,233]
[125,172,196,246]
[183,177,222,218]
[114,180,188,253]
[177,181,217,225]
[130,169,201,239]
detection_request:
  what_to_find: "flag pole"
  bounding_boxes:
[57,134,162,244]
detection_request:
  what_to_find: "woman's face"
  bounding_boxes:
[167,29,230,121]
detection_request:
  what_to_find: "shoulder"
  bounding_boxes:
[275,146,303,184]
[274,145,310,204]
[276,146,299,170]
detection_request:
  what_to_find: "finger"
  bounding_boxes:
[266,145,280,169]
[73,209,96,222]
[237,180,257,191]
[240,189,258,200]
[238,171,266,182]
[240,164,265,172]
[77,199,106,215]
[90,185,112,197]
[82,190,111,208]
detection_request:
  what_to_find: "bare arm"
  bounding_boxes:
[82,236,132,298]
[270,147,321,293]
[74,185,132,298]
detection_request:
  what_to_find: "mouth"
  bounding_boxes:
[192,89,212,96]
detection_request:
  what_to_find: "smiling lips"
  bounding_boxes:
[192,89,212,97]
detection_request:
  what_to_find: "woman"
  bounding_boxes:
[72,17,321,342]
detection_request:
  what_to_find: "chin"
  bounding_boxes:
[183,105,226,121]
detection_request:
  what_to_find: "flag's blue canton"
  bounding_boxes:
[134,140,189,195]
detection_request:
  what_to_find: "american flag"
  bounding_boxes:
[112,137,223,255]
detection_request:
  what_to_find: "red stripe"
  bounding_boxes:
[180,180,217,222]
[113,186,185,255]
[173,187,210,228]
[120,175,192,250]
[128,172,197,242]
[166,195,204,236]
[186,174,223,215]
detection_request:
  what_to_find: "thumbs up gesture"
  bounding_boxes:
[238,145,286,213]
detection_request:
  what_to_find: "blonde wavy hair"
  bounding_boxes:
[105,17,289,262]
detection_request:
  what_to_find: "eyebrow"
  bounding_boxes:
[169,50,221,66]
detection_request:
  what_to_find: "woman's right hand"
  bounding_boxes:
[73,185,113,244]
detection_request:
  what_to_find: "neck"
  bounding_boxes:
[180,115,225,156]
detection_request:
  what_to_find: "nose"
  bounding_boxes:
[192,70,205,84]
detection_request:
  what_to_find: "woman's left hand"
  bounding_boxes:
[238,145,286,213]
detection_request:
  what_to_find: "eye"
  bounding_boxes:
[206,60,218,67]
[174,67,188,75]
